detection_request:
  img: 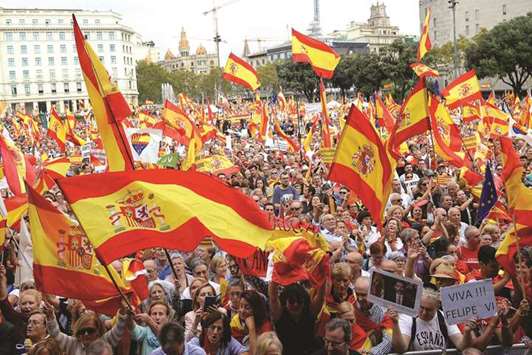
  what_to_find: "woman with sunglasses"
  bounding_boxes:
[43,299,131,355]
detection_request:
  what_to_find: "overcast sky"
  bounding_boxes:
[3,0,420,60]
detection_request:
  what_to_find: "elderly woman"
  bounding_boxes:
[44,301,131,355]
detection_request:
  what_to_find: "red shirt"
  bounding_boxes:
[458,245,479,273]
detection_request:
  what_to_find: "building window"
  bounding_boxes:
[475,9,480,20]
[465,25,470,35]
[51,83,56,94]
[5,19,11,25]
[111,56,116,64]
[48,57,54,65]
[433,17,436,27]
[24,84,30,95]
[59,32,65,40]
[9,71,16,81]
[19,19,25,25]
[23,70,29,80]
[83,19,89,25]
[46,32,53,40]
[434,30,438,41]
[476,24,480,33]
[32,19,38,25]
[97,32,102,40]
[33,32,39,41]
[11,85,17,96]
[58,19,64,24]
[7,45,14,54]
[47,45,54,53]
[75,69,81,78]
[5,32,13,40]
[97,44,103,52]
[62,69,69,79]
[21,45,27,54]
[465,11,469,22]
[38,84,44,94]
[112,67,118,77]
[109,31,115,40]
[22,58,29,66]
[110,44,115,52]
[502,4,507,15]
[95,19,101,25]
[99,56,104,62]
[36,69,43,80]
[19,32,26,40]
[35,57,41,66]
[60,44,66,54]
[45,19,51,25]
[64,83,70,93]
[77,82,82,93]
[34,44,40,54]
[61,57,68,65]
[49,69,55,80]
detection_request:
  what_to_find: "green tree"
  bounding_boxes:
[257,63,279,94]
[136,60,171,103]
[276,60,317,101]
[380,39,418,99]
[349,53,385,96]
[465,13,532,95]
[332,55,356,98]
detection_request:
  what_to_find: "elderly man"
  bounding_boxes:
[344,252,369,285]
[388,179,411,209]
[447,207,468,244]
[458,226,481,273]
[312,318,360,355]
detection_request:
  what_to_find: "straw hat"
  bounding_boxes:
[430,263,458,280]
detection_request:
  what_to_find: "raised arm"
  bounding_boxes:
[268,281,282,322]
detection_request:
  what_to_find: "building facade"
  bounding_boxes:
[0,7,139,114]
[159,27,217,75]
[133,33,160,63]
[419,0,532,47]
[329,2,402,54]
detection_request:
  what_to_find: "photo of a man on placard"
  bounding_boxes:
[369,269,422,316]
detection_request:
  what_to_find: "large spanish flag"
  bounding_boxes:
[72,15,134,172]
[27,185,123,300]
[47,108,67,151]
[291,29,340,79]
[222,53,260,91]
[57,170,273,264]
[0,136,26,196]
[394,79,430,146]
[441,69,482,109]
[417,8,432,62]
[328,105,393,227]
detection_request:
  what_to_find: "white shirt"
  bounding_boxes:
[398,313,461,351]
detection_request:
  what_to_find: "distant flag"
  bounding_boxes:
[72,14,135,172]
[393,79,430,146]
[47,108,67,151]
[417,8,432,61]
[475,162,498,224]
[375,96,395,134]
[410,63,439,78]
[441,69,482,109]
[291,29,340,79]
[319,79,332,148]
[222,53,260,91]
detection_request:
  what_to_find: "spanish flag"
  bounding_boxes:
[375,96,395,134]
[394,79,430,146]
[417,8,432,61]
[428,95,466,168]
[72,15,134,172]
[273,121,299,153]
[291,29,340,79]
[0,136,26,196]
[222,53,260,91]
[328,105,393,227]
[5,194,28,229]
[162,100,202,150]
[484,102,510,137]
[319,79,332,148]
[441,69,482,109]
[56,170,274,264]
[410,63,439,78]
[28,185,124,300]
[48,108,67,151]
[496,137,532,274]
[65,111,87,146]
[195,155,239,176]
[44,157,71,180]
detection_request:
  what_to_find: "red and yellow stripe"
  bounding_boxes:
[291,29,340,79]
[222,53,260,91]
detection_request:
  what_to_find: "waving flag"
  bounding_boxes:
[0,136,27,196]
[441,69,482,109]
[319,79,333,148]
[417,9,432,61]
[57,170,274,264]
[328,105,393,227]
[73,15,134,172]
[475,163,498,224]
[195,155,239,176]
[65,111,87,146]
[273,121,299,153]
[47,108,67,151]
[394,80,430,146]
[410,63,439,78]
[222,53,260,91]
[291,29,340,79]
[375,96,395,134]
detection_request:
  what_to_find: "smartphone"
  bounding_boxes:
[204,296,218,310]
[180,299,193,316]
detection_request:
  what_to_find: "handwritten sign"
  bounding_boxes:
[319,148,336,163]
[441,279,496,325]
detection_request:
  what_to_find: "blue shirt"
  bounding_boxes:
[150,342,206,355]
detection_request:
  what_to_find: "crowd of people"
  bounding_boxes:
[0,90,531,355]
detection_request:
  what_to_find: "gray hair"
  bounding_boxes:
[422,287,441,304]
[86,339,112,355]
[325,318,352,343]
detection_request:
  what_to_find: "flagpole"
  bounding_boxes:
[163,248,180,284]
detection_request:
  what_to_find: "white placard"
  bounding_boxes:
[441,279,496,325]
[368,269,422,317]
[125,128,163,164]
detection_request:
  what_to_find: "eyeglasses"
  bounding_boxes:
[78,327,97,336]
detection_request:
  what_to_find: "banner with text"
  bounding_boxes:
[441,279,496,325]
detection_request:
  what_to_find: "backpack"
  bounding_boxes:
[408,310,449,350]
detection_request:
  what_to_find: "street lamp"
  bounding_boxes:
[448,0,459,79]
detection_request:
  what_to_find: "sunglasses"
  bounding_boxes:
[78,327,97,336]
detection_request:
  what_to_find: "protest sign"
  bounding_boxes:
[125,128,163,164]
[319,148,336,163]
[368,269,422,316]
[441,279,496,325]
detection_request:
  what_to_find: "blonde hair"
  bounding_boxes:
[209,254,226,275]
[20,289,42,305]
[332,262,351,279]
[256,331,283,355]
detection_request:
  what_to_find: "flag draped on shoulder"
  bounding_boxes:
[328,105,393,227]
[394,80,429,146]
[222,53,260,91]
[441,69,482,109]
[56,170,274,264]
[72,15,134,172]
[417,9,432,61]
[27,185,124,301]
[291,29,340,79]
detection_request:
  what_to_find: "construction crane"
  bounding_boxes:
[202,0,240,67]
